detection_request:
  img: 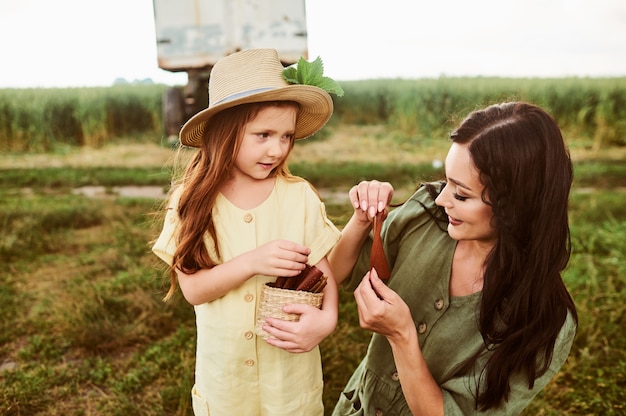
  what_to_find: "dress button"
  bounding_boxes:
[244,331,254,340]
[434,298,445,310]
[245,359,255,366]
[417,322,427,334]
[168,215,176,224]
[244,294,253,302]
[243,213,253,223]
[391,371,399,381]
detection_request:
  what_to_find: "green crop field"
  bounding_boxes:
[1,77,625,151]
[1,79,625,415]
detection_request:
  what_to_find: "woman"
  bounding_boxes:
[328,102,578,415]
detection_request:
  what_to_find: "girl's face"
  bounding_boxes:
[435,143,496,244]
[232,105,297,182]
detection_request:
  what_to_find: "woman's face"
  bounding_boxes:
[232,105,297,182]
[435,143,496,244]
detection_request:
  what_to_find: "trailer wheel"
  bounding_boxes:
[163,87,185,143]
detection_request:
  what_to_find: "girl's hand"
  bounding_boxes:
[349,180,394,224]
[246,239,310,277]
[263,303,336,353]
[353,268,413,342]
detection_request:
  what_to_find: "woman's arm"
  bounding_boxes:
[355,270,445,416]
[359,270,577,415]
[177,239,311,305]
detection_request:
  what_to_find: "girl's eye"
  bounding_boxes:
[453,193,468,201]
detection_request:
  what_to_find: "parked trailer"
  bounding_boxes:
[152,0,309,137]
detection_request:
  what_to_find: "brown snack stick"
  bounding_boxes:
[370,212,391,280]
[273,276,289,289]
[294,265,324,292]
[309,275,328,293]
[280,272,302,290]
[277,264,313,290]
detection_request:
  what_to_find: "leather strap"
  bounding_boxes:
[370,212,391,280]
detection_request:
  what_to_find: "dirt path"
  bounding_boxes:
[71,185,352,205]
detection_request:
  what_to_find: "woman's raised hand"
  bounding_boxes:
[349,180,394,223]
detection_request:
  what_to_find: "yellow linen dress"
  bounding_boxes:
[152,176,341,416]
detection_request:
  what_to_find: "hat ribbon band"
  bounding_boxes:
[211,87,279,107]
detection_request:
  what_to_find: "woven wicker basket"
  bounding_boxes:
[255,283,323,339]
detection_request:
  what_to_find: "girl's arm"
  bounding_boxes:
[263,256,339,353]
[328,180,393,284]
[327,213,371,284]
[177,239,311,305]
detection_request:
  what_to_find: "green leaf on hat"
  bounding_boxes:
[283,56,344,97]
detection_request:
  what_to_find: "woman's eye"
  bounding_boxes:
[453,193,468,201]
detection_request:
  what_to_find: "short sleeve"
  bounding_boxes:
[152,186,183,266]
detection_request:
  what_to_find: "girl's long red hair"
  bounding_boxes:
[163,102,300,301]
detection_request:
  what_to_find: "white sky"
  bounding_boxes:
[1,0,625,88]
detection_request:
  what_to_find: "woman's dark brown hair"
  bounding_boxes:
[452,102,578,409]
[163,101,299,300]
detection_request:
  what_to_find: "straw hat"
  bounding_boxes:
[179,48,334,147]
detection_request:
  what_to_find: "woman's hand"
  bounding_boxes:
[353,268,414,342]
[355,269,445,416]
[329,180,394,285]
[349,180,394,224]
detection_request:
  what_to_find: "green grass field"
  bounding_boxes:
[1,123,625,415]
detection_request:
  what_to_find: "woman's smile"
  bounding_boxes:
[447,215,463,226]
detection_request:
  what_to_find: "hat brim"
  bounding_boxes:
[180,85,333,147]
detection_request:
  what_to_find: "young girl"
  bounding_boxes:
[152,49,342,416]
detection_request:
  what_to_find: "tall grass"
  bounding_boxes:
[335,77,626,145]
[0,85,163,151]
[1,77,625,152]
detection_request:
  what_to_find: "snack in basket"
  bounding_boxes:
[273,264,327,292]
[255,264,326,339]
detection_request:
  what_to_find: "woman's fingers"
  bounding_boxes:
[350,180,394,218]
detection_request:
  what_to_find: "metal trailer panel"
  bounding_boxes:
[153,0,308,72]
